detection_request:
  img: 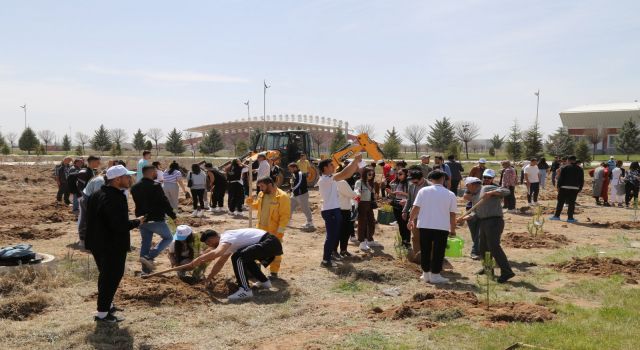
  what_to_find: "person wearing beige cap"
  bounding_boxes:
[468,158,487,179]
[418,155,432,178]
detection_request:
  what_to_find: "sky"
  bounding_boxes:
[1,0,639,144]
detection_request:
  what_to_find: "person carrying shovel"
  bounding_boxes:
[459,169,515,283]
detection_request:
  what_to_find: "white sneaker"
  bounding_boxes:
[303,223,315,230]
[191,210,198,217]
[429,273,449,284]
[229,211,236,216]
[420,272,430,281]
[197,210,205,217]
[368,240,383,247]
[252,280,272,289]
[528,202,533,206]
[359,241,371,251]
[287,220,294,227]
[209,207,215,212]
[228,288,253,301]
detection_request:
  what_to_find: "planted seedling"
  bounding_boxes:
[477,251,497,309]
[192,232,210,280]
[394,232,409,262]
[527,206,545,237]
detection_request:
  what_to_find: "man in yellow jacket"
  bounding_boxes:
[246,176,291,278]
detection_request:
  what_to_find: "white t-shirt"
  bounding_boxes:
[257,160,271,179]
[318,174,340,211]
[523,165,540,183]
[337,180,357,211]
[155,169,164,183]
[612,167,622,185]
[220,228,267,253]
[413,184,457,231]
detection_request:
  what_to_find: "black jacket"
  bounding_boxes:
[557,164,584,191]
[291,171,308,196]
[447,161,464,181]
[130,178,177,222]
[85,185,140,253]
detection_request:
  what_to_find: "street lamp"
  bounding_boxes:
[263,80,270,132]
[244,100,250,120]
[534,90,540,124]
[20,104,27,129]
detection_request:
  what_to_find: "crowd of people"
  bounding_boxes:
[49,150,640,323]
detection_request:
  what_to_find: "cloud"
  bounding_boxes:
[83,64,249,83]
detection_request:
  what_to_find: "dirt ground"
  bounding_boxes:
[1,164,640,349]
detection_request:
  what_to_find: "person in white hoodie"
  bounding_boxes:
[335,179,357,258]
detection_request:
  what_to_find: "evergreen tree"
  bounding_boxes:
[489,146,496,157]
[505,121,523,161]
[330,128,347,154]
[447,142,461,160]
[91,124,112,153]
[110,142,122,156]
[523,120,544,159]
[199,128,224,156]
[575,139,592,164]
[616,118,640,160]
[144,140,153,151]
[382,127,402,159]
[427,117,456,153]
[489,134,505,150]
[165,128,186,155]
[546,127,576,157]
[132,129,146,154]
[18,127,40,155]
[1,143,9,155]
[236,140,248,155]
[0,132,5,149]
[250,128,262,150]
[75,145,83,156]
[62,134,72,153]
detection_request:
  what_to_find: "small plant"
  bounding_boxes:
[477,251,497,309]
[380,203,393,212]
[393,232,409,262]
[527,205,545,237]
[634,198,638,222]
[192,232,209,280]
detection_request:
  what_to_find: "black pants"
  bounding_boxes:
[503,186,516,210]
[92,249,127,313]
[527,182,540,203]
[231,234,283,290]
[190,189,205,210]
[467,217,480,255]
[334,210,354,253]
[392,205,410,246]
[626,183,639,206]
[211,188,225,208]
[554,188,579,219]
[228,182,244,212]
[57,183,70,204]
[418,228,448,274]
[478,217,513,276]
[450,180,460,196]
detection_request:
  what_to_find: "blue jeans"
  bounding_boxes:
[72,194,80,212]
[321,208,342,262]
[139,221,173,260]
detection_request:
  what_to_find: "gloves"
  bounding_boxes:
[185,192,192,199]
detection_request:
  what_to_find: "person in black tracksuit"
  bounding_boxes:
[86,165,141,323]
[552,156,584,222]
[210,167,227,212]
[226,159,245,214]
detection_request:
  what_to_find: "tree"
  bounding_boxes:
[489,134,505,151]
[109,128,128,146]
[144,140,153,151]
[427,117,456,153]
[455,122,480,160]
[584,128,604,155]
[447,142,461,160]
[310,130,331,156]
[75,145,83,156]
[382,127,402,159]
[110,142,122,156]
[147,128,164,156]
[616,118,640,160]
[1,143,9,155]
[354,124,376,138]
[0,132,5,149]
[62,134,72,153]
[18,127,40,155]
[6,132,17,149]
[183,131,197,158]
[546,127,576,157]
[249,128,262,150]
[132,129,146,154]
[523,120,544,160]
[404,125,427,158]
[37,130,56,154]
[75,132,90,155]
[91,125,112,153]
[199,128,224,156]
[236,140,248,155]
[330,128,347,154]
[575,139,592,164]
[505,121,523,161]
[165,128,186,155]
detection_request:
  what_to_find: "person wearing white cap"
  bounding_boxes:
[168,225,195,278]
[523,158,540,205]
[469,159,487,179]
[85,165,143,323]
[461,177,482,259]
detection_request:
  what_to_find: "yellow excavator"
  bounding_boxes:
[329,133,385,168]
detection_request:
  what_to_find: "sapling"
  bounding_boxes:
[192,232,210,280]
[393,231,408,262]
[477,251,497,309]
[526,205,545,237]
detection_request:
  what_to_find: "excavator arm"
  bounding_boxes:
[330,133,385,167]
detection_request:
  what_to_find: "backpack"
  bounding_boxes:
[0,244,36,265]
[67,168,80,194]
[52,164,63,178]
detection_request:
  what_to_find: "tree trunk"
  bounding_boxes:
[155,142,159,156]
[464,142,469,160]
[414,143,419,159]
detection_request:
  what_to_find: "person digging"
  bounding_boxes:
[146,228,283,301]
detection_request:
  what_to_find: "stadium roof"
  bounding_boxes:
[559,102,640,129]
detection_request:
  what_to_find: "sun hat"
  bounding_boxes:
[106,165,135,180]
[482,169,496,178]
[464,177,482,185]
[173,225,193,241]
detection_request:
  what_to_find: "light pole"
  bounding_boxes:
[20,104,27,129]
[534,90,540,124]
[244,100,250,120]
[263,80,270,132]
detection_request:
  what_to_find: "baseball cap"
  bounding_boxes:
[464,177,482,185]
[610,156,615,159]
[478,158,487,164]
[482,169,496,178]
[106,165,136,180]
[420,154,430,159]
[173,225,193,241]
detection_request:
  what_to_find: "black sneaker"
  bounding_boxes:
[109,305,124,314]
[94,313,124,323]
[321,260,337,268]
[497,272,516,284]
[331,252,343,261]
[339,251,352,257]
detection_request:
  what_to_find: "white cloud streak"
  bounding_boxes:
[83,64,249,83]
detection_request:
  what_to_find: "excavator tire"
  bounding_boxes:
[307,163,320,187]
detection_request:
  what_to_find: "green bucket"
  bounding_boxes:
[445,236,464,257]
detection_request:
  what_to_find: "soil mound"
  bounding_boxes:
[116,276,235,306]
[374,290,554,327]
[0,226,64,240]
[551,257,640,283]
[503,232,570,249]
[588,221,640,230]
[0,294,50,320]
